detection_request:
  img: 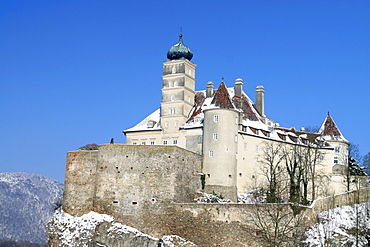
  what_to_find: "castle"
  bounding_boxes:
[123,32,352,201]
[60,33,367,246]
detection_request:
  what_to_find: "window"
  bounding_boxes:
[235,117,238,125]
[132,142,137,145]
[255,129,259,135]
[172,67,176,74]
[174,121,178,127]
[198,135,203,144]
[165,122,169,128]
[319,155,324,161]
[150,141,155,145]
[169,82,173,88]
[169,108,176,114]
[213,133,218,140]
[171,95,175,101]
[234,135,238,143]
[209,150,214,157]
[141,142,146,145]
[174,81,178,87]
[173,140,178,145]
[163,140,168,145]
[256,145,260,152]
[334,156,338,164]
[244,143,248,150]
[214,115,219,122]
[335,146,340,153]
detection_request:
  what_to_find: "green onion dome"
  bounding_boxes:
[167,32,193,61]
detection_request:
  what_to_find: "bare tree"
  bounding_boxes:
[301,145,323,204]
[282,145,305,203]
[248,204,304,246]
[260,142,286,203]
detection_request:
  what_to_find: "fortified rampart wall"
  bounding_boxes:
[61,144,370,246]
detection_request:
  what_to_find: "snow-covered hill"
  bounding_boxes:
[301,202,370,246]
[0,172,63,244]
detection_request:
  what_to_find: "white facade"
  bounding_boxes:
[124,37,354,201]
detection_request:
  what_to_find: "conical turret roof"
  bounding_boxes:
[318,113,348,142]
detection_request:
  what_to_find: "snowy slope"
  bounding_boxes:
[0,172,63,244]
[301,202,370,246]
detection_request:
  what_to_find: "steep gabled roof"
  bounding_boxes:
[232,95,259,121]
[318,114,348,142]
[210,82,234,109]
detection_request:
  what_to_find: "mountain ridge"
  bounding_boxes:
[0,172,63,244]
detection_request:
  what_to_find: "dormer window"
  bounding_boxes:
[147,120,156,128]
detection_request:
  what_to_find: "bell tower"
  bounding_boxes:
[161,32,196,133]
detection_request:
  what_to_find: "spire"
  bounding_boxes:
[178,27,183,44]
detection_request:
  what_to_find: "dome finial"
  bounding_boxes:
[167,30,193,61]
[178,27,183,44]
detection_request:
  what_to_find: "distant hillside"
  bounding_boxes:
[0,172,63,244]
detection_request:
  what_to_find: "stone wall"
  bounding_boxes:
[60,143,370,246]
[63,150,98,216]
[63,144,203,217]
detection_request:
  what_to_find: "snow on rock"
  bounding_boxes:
[301,202,370,246]
[162,235,198,247]
[47,209,198,247]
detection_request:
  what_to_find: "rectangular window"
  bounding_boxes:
[173,140,178,145]
[169,108,176,114]
[132,142,137,145]
[163,140,168,145]
[334,156,338,164]
[319,155,324,161]
[244,143,248,150]
[150,141,155,145]
[256,145,259,152]
[335,146,340,153]
[209,150,214,157]
[198,135,203,144]
[213,133,218,140]
[141,142,146,145]
[214,115,219,122]
[234,135,238,142]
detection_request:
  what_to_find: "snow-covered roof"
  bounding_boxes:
[124,108,161,133]
[318,114,348,143]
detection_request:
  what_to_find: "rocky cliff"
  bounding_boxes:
[47,209,197,247]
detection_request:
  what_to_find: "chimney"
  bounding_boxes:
[255,85,265,117]
[234,78,243,98]
[206,81,214,98]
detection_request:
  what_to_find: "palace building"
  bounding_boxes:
[123,32,352,201]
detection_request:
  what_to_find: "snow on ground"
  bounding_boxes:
[302,202,370,246]
[48,209,197,246]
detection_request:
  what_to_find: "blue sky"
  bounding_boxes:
[1,1,369,183]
